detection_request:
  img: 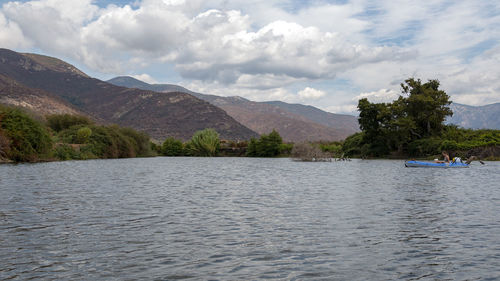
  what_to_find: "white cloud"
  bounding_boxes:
[297,87,326,100]
[325,104,358,115]
[0,11,29,49]
[0,0,499,110]
[354,88,400,103]
[131,73,157,84]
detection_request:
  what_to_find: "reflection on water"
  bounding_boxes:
[1,158,499,280]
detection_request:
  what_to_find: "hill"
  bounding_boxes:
[0,49,257,141]
[108,76,359,142]
[448,103,500,129]
[0,74,84,116]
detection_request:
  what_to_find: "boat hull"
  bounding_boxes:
[405,160,469,168]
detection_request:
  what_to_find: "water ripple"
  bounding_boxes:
[1,158,499,280]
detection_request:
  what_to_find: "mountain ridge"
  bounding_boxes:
[108,76,360,142]
[448,102,500,129]
[0,49,258,141]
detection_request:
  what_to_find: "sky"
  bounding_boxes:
[1,0,499,114]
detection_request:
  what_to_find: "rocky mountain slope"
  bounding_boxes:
[0,74,84,116]
[108,76,360,142]
[448,103,500,130]
[0,49,257,141]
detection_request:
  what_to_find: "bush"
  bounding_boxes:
[342,132,364,157]
[57,124,152,159]
[0,106,53,162]
[46,114,92,132]
[279,143,294,155]
[76,127,92,144]
[320,142,342,156]
[162,137,184,156]
[188,128,220,156]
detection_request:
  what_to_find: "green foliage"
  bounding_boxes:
[407,138,442,156]
[46,114,92,132]
[188,128,220,156]
[161,137,184,156]
[319,142,342,156]
[353,78,453,157]
[279,143,294,155]
[246,129,283,157]
[56,124,153,159]
[53,144,96,160]
[0,106,53,162]
[342,132,364,157]
[401,78,452,137]
[246,137,258,156]
[76,127,92,144]
[0,109,152,162]
[118,127,154,157]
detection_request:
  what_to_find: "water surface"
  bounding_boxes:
[1,158,499,280]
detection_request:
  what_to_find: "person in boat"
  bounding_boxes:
[435,151,450,163]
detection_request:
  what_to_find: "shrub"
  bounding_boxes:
[57,124,152,159]
[0,106,53,162]
[342,132,364,156]
[76,127,92,144]
[162,137,184,156]
[188,128,220,156]
[46,114,92,132]
[279,143,294,155]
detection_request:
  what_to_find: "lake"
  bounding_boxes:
[1,158,499,280]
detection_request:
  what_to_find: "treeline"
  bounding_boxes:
[4,78,499,163]
[0,106,154,162]
[154,129,294,157]
[342,78,500,159]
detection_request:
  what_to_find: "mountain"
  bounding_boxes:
[263,101,359,135]
[108,76,194,95]
[0,74,84,116]
[0,49,257,141]
[448,103,500,129]
[108,76,359,142]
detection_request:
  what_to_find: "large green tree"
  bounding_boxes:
[355,78,453,156]
[400,78,452,137]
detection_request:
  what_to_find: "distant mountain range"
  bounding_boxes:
[108,76,360,142]
[2,48,498,143]
[448,103,500,130]
[0,48,257,141]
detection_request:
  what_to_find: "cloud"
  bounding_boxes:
[131,73,157,84]
[0,0,499,110]
[354,88,400,103]
[297,87,326,100]
[0,11,29,49]
[0,0,409,85]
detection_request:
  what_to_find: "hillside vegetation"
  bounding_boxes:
[0,107,154,162]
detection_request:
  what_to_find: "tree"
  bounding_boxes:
[400,78,452,137]
[188,128,220,156]
[257,129,283,157]
[354,78,453,157]
[246,137,258,157]
[161,137,184,156]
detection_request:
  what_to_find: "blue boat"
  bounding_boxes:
[405,160,469,168]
